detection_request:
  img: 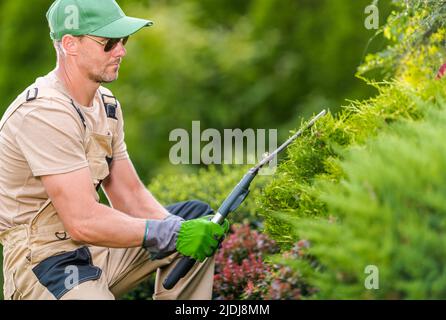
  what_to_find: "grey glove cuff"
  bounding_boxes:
[142,214,185,253]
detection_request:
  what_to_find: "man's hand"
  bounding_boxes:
[176,216,230,262]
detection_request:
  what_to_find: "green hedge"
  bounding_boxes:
[259,79,429,248]
[273,103,446,299]
[257,0,446,299]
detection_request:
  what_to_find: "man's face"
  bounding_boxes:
[76,35,127,83]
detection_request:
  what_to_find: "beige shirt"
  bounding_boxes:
[0,71,129,232]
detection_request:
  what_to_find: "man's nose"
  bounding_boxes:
[113,41,127,58]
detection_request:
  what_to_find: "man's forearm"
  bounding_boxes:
[133,187,171,219]
[69,202,147,247]
[106,185,170,220]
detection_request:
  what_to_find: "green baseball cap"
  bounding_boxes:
[46,0,153,41]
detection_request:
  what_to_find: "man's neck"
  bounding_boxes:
[54,65,100,107]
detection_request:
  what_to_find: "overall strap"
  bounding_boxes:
[101,92,118,120]
[96,89,119,192]
[70,100,87,129]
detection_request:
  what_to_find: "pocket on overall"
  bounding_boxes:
[32,246,102,299]
[86,132,113,182]
[88,155,110,181]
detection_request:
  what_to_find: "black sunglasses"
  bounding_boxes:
[84,35,129,52]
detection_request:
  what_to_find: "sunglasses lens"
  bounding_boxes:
[104,39,119,52]
[104,37,129,52]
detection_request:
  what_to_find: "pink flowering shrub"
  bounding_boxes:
[213,224,315,300]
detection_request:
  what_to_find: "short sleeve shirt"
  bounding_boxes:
[0,71,129,232]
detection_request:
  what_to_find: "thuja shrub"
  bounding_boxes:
[213,224,315,300]
[282,106,446,299]
[259,0,446,246]
[259,78,446,298]
[257,1,446,300]
[259,78,442,248]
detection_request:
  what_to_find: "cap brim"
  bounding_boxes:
[89,16,153,38]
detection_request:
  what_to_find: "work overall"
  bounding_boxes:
[0,87,214,300]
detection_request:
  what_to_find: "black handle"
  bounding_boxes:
[163,256,196,290]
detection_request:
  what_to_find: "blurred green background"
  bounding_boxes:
[0,0,392,299]
[0,0,391,180]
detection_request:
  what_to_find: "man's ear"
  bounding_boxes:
[60,35,80,56]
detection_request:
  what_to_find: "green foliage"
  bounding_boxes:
[0,0,55,103]
[259,79,431,247]
[284,105,446,299]
[359,0,446,82]
[258,0,446,299]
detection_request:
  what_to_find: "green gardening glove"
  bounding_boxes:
[176,216,230,262]
[200,215,230,245]
[199,215,230,234]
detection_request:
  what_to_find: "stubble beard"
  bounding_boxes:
[89,66,119,84]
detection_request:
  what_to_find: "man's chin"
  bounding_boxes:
[101,77,118,84]
[96,72,119,84]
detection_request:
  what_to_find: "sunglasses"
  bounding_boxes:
[84,35,129,52]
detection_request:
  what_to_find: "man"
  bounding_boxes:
[0,0,228,300]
